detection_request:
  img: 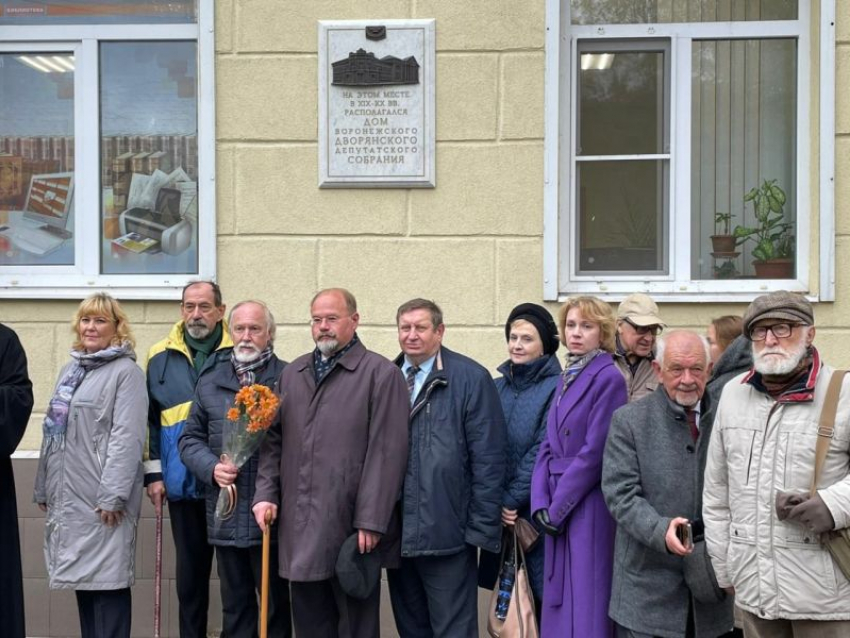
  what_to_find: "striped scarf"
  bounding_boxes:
[231,345,274,386]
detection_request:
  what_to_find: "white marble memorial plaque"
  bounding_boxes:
[319,19,435,188]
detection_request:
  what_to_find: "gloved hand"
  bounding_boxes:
[787,493,835,533]
[532,508,560,536]
[775,491,807,521]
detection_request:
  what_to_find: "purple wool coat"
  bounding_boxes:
[531,352,628,638]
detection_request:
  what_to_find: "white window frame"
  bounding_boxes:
[0,0,216,299]
[543,0,836,302]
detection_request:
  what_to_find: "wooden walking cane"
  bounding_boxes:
[154,502,163,638]
[260,509,272,638]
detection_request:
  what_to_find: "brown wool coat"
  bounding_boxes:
[254,339,409,582]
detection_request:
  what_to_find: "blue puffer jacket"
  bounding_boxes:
[178,350,285,547]
[396,346,507,557]
[496,354,562,511]
[479,354,561,597]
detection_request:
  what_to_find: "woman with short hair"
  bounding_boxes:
[34,292,147,638]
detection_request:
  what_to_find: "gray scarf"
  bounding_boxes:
[557,348,603,406]
[41,341,136,457]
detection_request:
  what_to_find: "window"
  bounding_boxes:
[0,0,214,298]
[543,0,836,301]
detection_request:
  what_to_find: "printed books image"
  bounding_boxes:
[112,231,159,254]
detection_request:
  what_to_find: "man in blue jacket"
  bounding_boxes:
[388,298,507,638]
[145,281,230,638]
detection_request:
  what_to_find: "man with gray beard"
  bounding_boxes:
[144,281,230,638]
[704,291,850,637]
[253,288,409,638]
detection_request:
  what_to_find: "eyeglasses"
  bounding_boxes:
[749,323,799,341]
[623,318,662,336]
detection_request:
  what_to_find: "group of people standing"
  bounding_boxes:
[2,284,850,638]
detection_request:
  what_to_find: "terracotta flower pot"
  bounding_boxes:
[753,258,794,279]
[710,235,737,254]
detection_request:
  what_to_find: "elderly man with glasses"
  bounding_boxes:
[704,291,850,638]
[614,293,667,401]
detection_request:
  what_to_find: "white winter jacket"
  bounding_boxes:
[703,355,850,620]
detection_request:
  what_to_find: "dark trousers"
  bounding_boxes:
[215,544,292,638]
[289,577,381,638]
[387,545,479,638]
[170,498,214,638]
[75,588,131,638]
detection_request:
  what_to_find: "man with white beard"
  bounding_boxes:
[704,291,850,637]
[180,300,292,638]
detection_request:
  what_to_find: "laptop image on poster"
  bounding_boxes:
[0,172,74,255]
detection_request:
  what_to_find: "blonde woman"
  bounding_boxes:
[34,293,147,638]
[531,295,628,638]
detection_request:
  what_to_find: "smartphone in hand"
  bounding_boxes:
[676,522,694,550]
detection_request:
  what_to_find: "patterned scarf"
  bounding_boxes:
[41,342,136,456]
[557,348,603,406]
[313,333,360,385]
[231,345,275,386]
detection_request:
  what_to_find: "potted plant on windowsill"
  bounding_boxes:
[733,179,795,279]
[711,211,737,254]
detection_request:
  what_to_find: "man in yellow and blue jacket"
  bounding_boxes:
[144,281,231,638]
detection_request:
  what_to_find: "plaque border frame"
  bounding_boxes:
[318,19,436,189]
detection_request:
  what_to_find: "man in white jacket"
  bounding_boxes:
[704,290,850,638]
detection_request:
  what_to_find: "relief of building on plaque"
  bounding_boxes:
[332,49,419,86]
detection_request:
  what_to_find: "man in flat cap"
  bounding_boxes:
[704,291,850,637]
[614,293,667,401]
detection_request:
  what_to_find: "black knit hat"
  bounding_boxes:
[505,303,559,356]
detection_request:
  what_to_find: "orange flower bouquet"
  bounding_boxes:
[215,384,280,522]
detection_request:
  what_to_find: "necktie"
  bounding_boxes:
[685,409,699,442]
[406,365,420,398]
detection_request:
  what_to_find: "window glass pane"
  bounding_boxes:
[576,160,667,275]
[100,41,198,275]
[0,53,75,266]
[691,39,796,281]
[0,1,196,25]
[579,48,665,155]
[571,0,797,24]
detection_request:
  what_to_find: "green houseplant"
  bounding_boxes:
[733,179,795,278]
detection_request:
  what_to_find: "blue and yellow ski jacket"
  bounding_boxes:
[144,320,232,500]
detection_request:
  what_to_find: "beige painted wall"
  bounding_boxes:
[7,0,850,454]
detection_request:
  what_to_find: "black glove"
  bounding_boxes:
[532,508,560,536]
[775,491,807,521]
[787,493,835,534]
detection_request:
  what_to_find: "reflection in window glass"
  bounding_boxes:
[691,39,796,280]
[570,0,797,24]
[576,161,667,275]
[100,42,198,275]
[579,49,666,156]
[0,1,196,25]
[0,53,75,266]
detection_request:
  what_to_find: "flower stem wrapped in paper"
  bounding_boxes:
[215,384,280,524]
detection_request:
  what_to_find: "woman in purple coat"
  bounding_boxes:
[531,295,628,638]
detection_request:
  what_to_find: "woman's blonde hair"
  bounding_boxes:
[558,295,617,353]
[71,293,135,351]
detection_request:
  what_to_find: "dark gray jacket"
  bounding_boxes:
[396,347,507,557]
[703,335,752,433]
[602,387,734,638]
[179,350,285,547]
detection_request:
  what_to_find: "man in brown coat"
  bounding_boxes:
[253,288,409,638]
